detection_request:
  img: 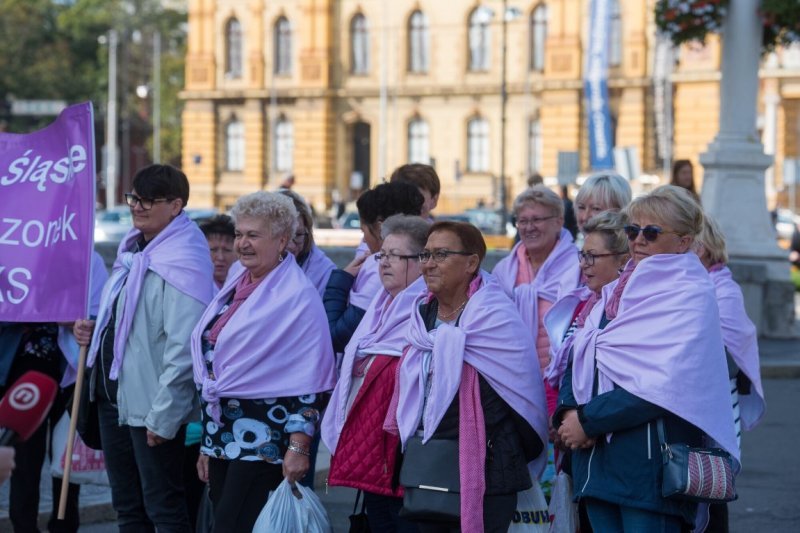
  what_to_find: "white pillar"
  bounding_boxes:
[699,0,795,337]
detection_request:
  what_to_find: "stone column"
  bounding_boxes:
[699,0,796,337]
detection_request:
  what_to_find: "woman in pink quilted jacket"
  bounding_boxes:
[322,215,430,533]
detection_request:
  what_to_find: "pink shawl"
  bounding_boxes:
[190,255,336,424]
[571,253,740,464]
[709,266,765,431]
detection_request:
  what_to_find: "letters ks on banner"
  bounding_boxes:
[585,0,615,170]
[0,102,95,322]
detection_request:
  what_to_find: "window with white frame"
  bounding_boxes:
[225,18,243,79]
[225,118,244,171]
[351,14,369,74]
[409,10,429,73]
[468,8,491,72]
[274,117,294,172]
[408,118,430,164]
[528,118,542,175]
[467,117,489,172]
[275,17,292,75]
[609,0,622,67]
[530,5,547,72]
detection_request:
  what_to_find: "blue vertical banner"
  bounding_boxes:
[585,0,615,170]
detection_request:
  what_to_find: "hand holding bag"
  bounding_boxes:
[398,436,460,522]
[657,419,737,503]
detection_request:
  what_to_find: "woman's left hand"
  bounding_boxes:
[558,410,592,450]
[282,448,310,484]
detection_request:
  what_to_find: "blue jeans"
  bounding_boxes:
[98,396,191,533]
[585,498,683,533]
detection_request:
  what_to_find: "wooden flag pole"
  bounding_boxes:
[57,343,88,520]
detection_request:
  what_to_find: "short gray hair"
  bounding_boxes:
[380,214,430,252]
[230,191,298,239]
[575,172,632,211]
[513,185,564,218]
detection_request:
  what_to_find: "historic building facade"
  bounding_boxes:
[181,0,800,213]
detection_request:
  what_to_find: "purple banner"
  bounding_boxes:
[0,102,95,322]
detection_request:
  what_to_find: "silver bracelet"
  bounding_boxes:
[287,444,310,457]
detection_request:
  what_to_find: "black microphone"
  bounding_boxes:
[0,371,58,446]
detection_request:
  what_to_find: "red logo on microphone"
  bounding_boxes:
[8,383,41,411]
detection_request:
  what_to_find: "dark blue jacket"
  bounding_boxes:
[323,269,367,353]
[553,313,701,526]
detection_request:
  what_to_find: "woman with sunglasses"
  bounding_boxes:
[554,186,739,532]
[323,214,430,533]
[386,221,547,532]
[280,189,336,298]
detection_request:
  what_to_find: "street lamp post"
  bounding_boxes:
[500,0,509,229]
[105,29,118,208]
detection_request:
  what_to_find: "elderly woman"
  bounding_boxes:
[280,190,336,297]
[544,211,629,395]
[555,186,739,532]
[386,221,547,533]
[200,215,237,290]
[191,192,336,533]
[326,181,424,352]
[323,215,430,532]
[493,186,580,414]
[574,172,632,236]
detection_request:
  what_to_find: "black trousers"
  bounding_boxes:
[207,458,283,533]
[414,492,517,533]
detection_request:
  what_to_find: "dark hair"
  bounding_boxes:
[389,163,441,197]
[132,164,190,207]
[670,159,696,195]
[200,214,235,240]
[356,181,424,225]
[279,189,315,257]
[427,221,487,265]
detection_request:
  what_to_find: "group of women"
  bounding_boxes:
[78,161,764,533]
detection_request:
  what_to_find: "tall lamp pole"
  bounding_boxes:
[105,29,118,208]
[500,0,509,229]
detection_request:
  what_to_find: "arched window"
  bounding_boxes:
[609,0,622,67]
[408,118,429,164]
[468,8,491,72]
[274,116,294,172]
[530,5,547,72]
[528,117,542,175]
[225,18,243,79]
[467,117,489,172]
[351,14,369,74]
[225,118,244,171]
[274,17,292,75]
[408,10,429,73]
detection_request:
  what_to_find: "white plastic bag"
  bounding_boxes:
[508,481,550,532]
[50,413,109,485]
[253,479,332,533]
[548,471,578,533]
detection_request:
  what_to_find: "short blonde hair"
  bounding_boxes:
[575,172,632,211]
[230,191,298,239]
[582,210,629,256]
[625,185,703,237]
[513,185,564,218]
[696,215,728,265]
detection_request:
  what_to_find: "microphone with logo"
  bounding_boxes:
[0,371,59,446]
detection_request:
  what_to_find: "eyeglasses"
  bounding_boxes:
[515,215,557,228]
[292,232,309,245]
[578,250,626,266]
[623,224,682,242]
[374,252,419,264]
[418,250,475,264]
[124,193,173,211]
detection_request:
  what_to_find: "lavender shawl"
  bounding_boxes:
[542,286,594,389]
[393,272,549,476]
[348,252,382,309]
[301,245,336,298]
[58,252,109,387]
[191,255,336,424]
[87,212,215,377]
[571,254,740,463]
[492,229,581,347]
[322,276,427,454]
[710,266,765,431]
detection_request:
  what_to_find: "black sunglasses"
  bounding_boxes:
[623,224,681,242]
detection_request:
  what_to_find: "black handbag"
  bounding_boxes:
[74,368,103,450]
[398,436,460,522]
[348,489,370,533]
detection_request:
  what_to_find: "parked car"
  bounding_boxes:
[94,206,220,244]
[773,208,800,242]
